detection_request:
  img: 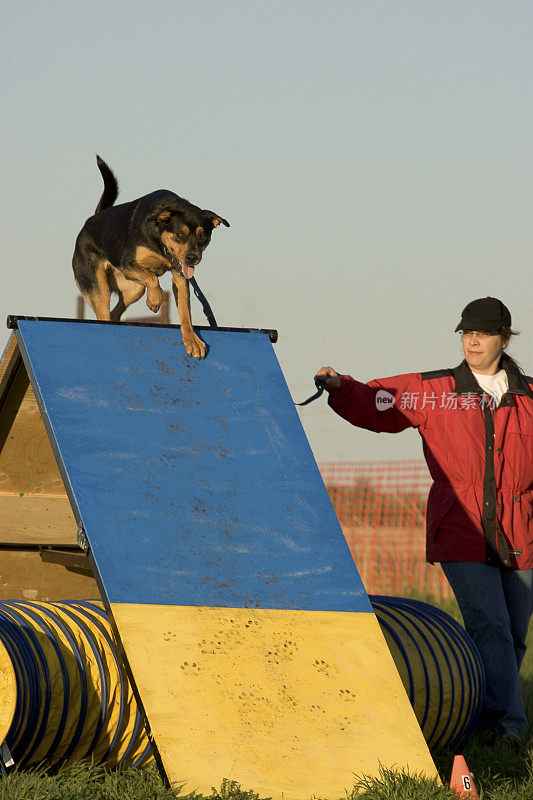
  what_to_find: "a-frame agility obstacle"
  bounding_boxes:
[0,317,437,798]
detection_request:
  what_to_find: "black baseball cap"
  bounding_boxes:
[455,296,512,333]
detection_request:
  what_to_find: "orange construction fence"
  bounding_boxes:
[320,461,453,601]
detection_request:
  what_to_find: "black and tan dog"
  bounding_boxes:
[72,156,229,358]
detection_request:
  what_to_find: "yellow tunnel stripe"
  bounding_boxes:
[0,638,16,745]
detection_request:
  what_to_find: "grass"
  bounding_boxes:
[2,600,533,799]
[0,767,265,800]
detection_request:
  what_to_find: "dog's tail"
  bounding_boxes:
[94,155,119,214]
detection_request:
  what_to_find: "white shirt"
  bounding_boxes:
[472,368,509,407]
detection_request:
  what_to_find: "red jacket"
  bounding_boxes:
[328,360,533,568]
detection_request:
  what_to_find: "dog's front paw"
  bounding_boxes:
[146,285,163,313]
[183,332,207,360]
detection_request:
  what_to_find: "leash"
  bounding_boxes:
[295,378,326,406]
[162,245,218,328]
[190,276,218,328]
[186,279,325,407]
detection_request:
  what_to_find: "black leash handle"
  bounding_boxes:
[295,378,326,406]
[190,276,217,328]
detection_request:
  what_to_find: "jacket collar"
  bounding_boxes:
[452,359,533,399]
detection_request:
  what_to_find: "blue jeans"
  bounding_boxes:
[441,561,533,737]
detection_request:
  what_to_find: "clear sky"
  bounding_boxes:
[2,1,532,463]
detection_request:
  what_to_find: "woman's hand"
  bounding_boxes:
[314,366,341,390]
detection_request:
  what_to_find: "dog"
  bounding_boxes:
[72,156,229,358]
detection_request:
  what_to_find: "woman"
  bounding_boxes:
[316,296,533,741]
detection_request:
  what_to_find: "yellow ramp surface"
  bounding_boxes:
[112,604,437,799]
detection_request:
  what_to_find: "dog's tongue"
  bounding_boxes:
[181,263,195,280]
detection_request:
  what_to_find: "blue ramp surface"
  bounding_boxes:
[14,319,370,612]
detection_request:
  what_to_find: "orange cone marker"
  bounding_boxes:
[450,754,478,797]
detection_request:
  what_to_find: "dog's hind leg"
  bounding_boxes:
[88,292,111,321]
[109,273,146,321]
[110,296,126,322]
[86,261,113,320]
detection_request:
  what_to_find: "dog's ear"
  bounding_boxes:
[154,209,173,226]
[204,211,230,229]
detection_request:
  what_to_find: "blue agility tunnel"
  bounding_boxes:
[370,596,485,749]
[0,600,152,768]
